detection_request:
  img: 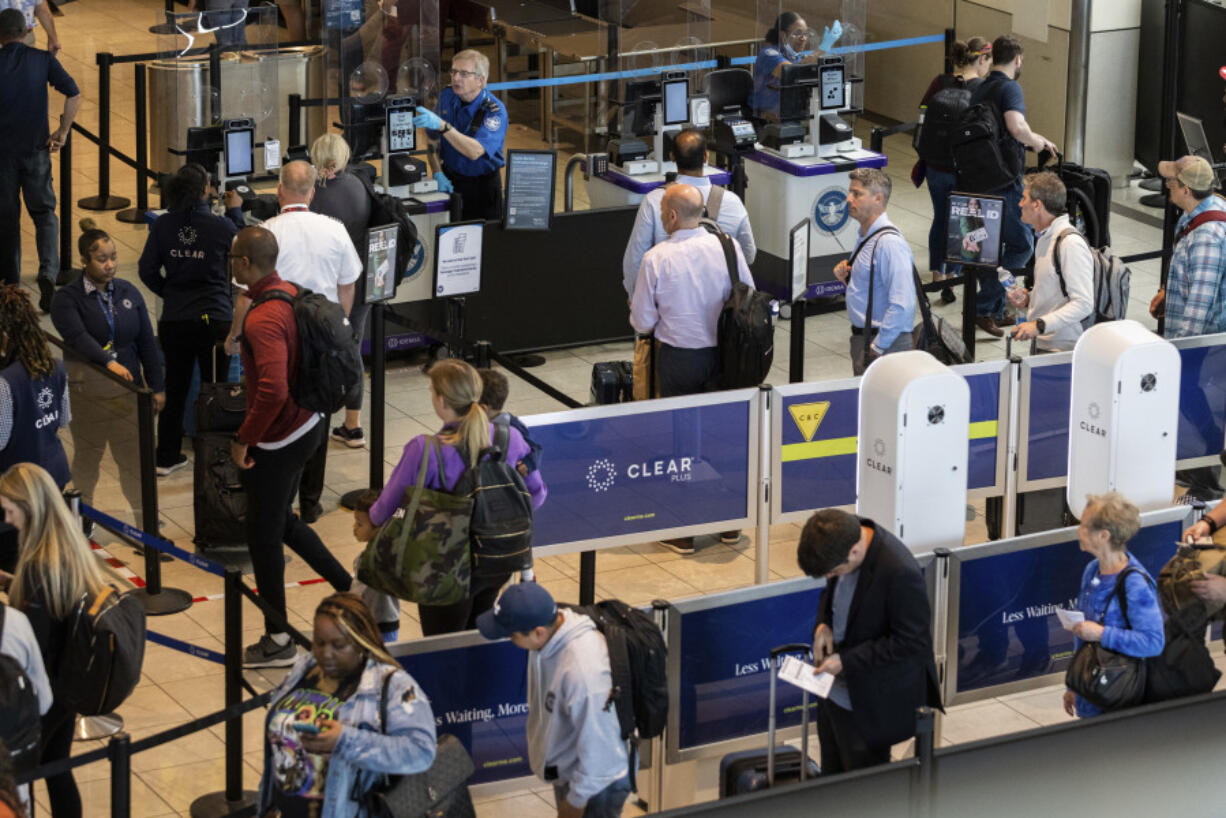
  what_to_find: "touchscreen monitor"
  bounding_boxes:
[663,78,689,126]
[223,125,254,178]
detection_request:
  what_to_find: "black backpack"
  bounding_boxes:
[57,585,146,716]
[358,172,420,288]
[914,76,973,166]
[707,222,774,389]
[454,417,535,578]
[248,285,363,415]
[0,605,42,772]
[951,101,1020,193]
[565,600,668,791]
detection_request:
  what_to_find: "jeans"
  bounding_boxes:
[0,149,58,287]
[925,167,958,275]
[156,317,232,467]
[242,422,352,633]
[977,178,1034,319]
[553,776,632,818]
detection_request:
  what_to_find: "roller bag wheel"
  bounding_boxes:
[591,361,629,405]
[192,432,249,551]
[718,643,820,798]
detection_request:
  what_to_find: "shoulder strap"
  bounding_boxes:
[852,226,902,339]
[1177,210,1226,242]
[464,93,501,137]
[702,220,740,291]
[1106,565,1153,629]
[0,603,6,644]
[378,667,394,734]
[1050,228,1081,300]
[706,185,725,222]
[493,414,510,461]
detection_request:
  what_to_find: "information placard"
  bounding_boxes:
[503,149,557,231]
[945,192,1005,269]
[434,221,483,297]
[365,224,398,303]
[789,218,809,301]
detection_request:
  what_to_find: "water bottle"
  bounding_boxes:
[770,300,780,325]
[997,267,1019,291]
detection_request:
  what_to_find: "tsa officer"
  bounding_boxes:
[413,49,508,221]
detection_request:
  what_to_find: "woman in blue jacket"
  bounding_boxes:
[138,163,242,475]
[750,12,841,120]
[1065,491,1164,718]
[50,220,164,523]
[259,593,437,818]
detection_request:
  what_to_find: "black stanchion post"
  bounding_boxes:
[943,28,955,74]
[149,0,178,34]
[1156,0,1183,336]
[78,53,131,212]
[117,63,150,224]
[789,298,806,383]
[209,42,222,124]
[130,390,193,615]
[579,551,596,606]
[289,93,303,149]
[109,732,132,818]
[475,340,491,369]
[58,132,73,285]
[961,269,976,360]
[342,302,387,510]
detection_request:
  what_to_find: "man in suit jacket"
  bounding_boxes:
[797,509,943,773]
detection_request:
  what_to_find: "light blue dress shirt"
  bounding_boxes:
[844,213,917,350]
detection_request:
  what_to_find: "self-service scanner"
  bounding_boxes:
[1066,320,1181,517]
[705,68,758,156]
[760,56,860,160]
[857,351,970,551]
[607,72,704,176]
[381,95,435,197]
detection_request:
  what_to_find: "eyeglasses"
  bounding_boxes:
[449,69,481,80]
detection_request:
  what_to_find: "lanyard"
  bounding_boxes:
[96,288,116,350]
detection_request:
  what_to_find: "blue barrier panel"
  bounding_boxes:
[1175,342,1226,461]
[396,638,531,785]
[774,367,1003,517]
[1022,361,1071,483]
[525,393,755,551]
[953,510,1184,696]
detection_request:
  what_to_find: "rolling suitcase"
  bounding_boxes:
[1036,153,1112,248]
[591,361,630,405]
[192,354,248,552]
[718,643,820,797]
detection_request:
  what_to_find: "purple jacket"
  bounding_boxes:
[370,422,547,526]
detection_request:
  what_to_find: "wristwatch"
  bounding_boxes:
[441,122,452,134]
[1201,514,1219,535]
[1035,318,1046,334]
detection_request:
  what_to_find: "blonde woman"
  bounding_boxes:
[369,360,547,635]
[0,462,108,818]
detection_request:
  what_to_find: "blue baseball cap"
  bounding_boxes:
[476,582,558,640]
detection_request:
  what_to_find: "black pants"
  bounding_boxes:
[814,700,891,775]
[39,702,79,818]
[656,344,719,398]
[298,425,328,512]
[418,571,511,636]
[242,422,351,633]
[444,167,503,222]
[156,317,232,468]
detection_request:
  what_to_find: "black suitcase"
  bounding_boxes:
[591,361,630,405]
[615,361,634,402]
[718,643,820,797]
[193,354,248,551]
[1035,153,1112,248]
[194,380,246,435]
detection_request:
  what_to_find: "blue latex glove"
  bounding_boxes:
[819,19,843,52]
[413,108,444,131]
[433,172,454,193]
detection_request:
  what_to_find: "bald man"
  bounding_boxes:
[225,160,361,524]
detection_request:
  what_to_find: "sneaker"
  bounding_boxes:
[331,424,365,448]
[1176,493,1208,510]
[38,278,55,314]
[997,311,1018,327]
[939,287,957,305]
[720,530,743,545]
[659,537,695,555]
[243,634,297,668]
[974,315,1004,338]
[156,454,189,477]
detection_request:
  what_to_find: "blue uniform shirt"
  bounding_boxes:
[750,46,787,118]
[432,86,507,177]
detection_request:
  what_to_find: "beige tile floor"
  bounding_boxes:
[9,2,1223,816]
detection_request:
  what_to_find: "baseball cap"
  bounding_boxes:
[476,582,558,640]
[1157,156,1216,190]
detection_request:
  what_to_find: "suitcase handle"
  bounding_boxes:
[767,643,816,787]
[770,643,812,660]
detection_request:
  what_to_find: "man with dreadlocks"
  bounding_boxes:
[0,283,69,572]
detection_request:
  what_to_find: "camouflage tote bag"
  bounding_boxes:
[357,437,473,605]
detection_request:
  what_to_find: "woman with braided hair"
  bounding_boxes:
[258,593,437,817]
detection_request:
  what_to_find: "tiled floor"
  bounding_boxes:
[8,2,1220,816]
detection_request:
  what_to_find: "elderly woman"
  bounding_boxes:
[1064,492,1164,718]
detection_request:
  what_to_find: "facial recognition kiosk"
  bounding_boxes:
[585,72,727,208]
[743,55,887,300]
[1066,321,1181,518]
[382,95,437,198]
[220,118,255,185]
[857,351,970,551]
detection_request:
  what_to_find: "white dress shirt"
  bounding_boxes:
[261,206,362,305]
[630,226,755,349]
[622,176,757,298]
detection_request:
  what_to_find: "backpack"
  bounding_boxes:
[564,599,668,791]
[453,417,534,578]
[1141,542,1226,703]
[247,284,363,415]
[707,221,774,389]
[1052,229,1131,327]
[0,605,42,772]
[914,76,973,167]
[358,172,421,288]
[56,585,146,716]
[951,101,1019,193]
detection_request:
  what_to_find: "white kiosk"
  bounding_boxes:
[857,351,970,550]
[1066,320,1181,517]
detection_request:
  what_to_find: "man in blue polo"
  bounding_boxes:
[0,8,80,312]
[414,49,508,221]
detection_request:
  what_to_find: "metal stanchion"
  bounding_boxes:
[149,0,178,35]
[928,548,951,748]
[78,53,131,212]
[57,132,74,285]
[646,600,670,813]
[914,707,936,818]
[340,301,387,511]
[755,384,772,584]
[191,569,258,817]
[109,732,133,818]
[128,390,193,615]
[117,63,150,224]
[789,298,806,383]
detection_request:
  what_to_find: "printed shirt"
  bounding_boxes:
[269,666,362,817]
[433,86,507,176]
[1166,195,1226,338]
[843,213,917,350]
